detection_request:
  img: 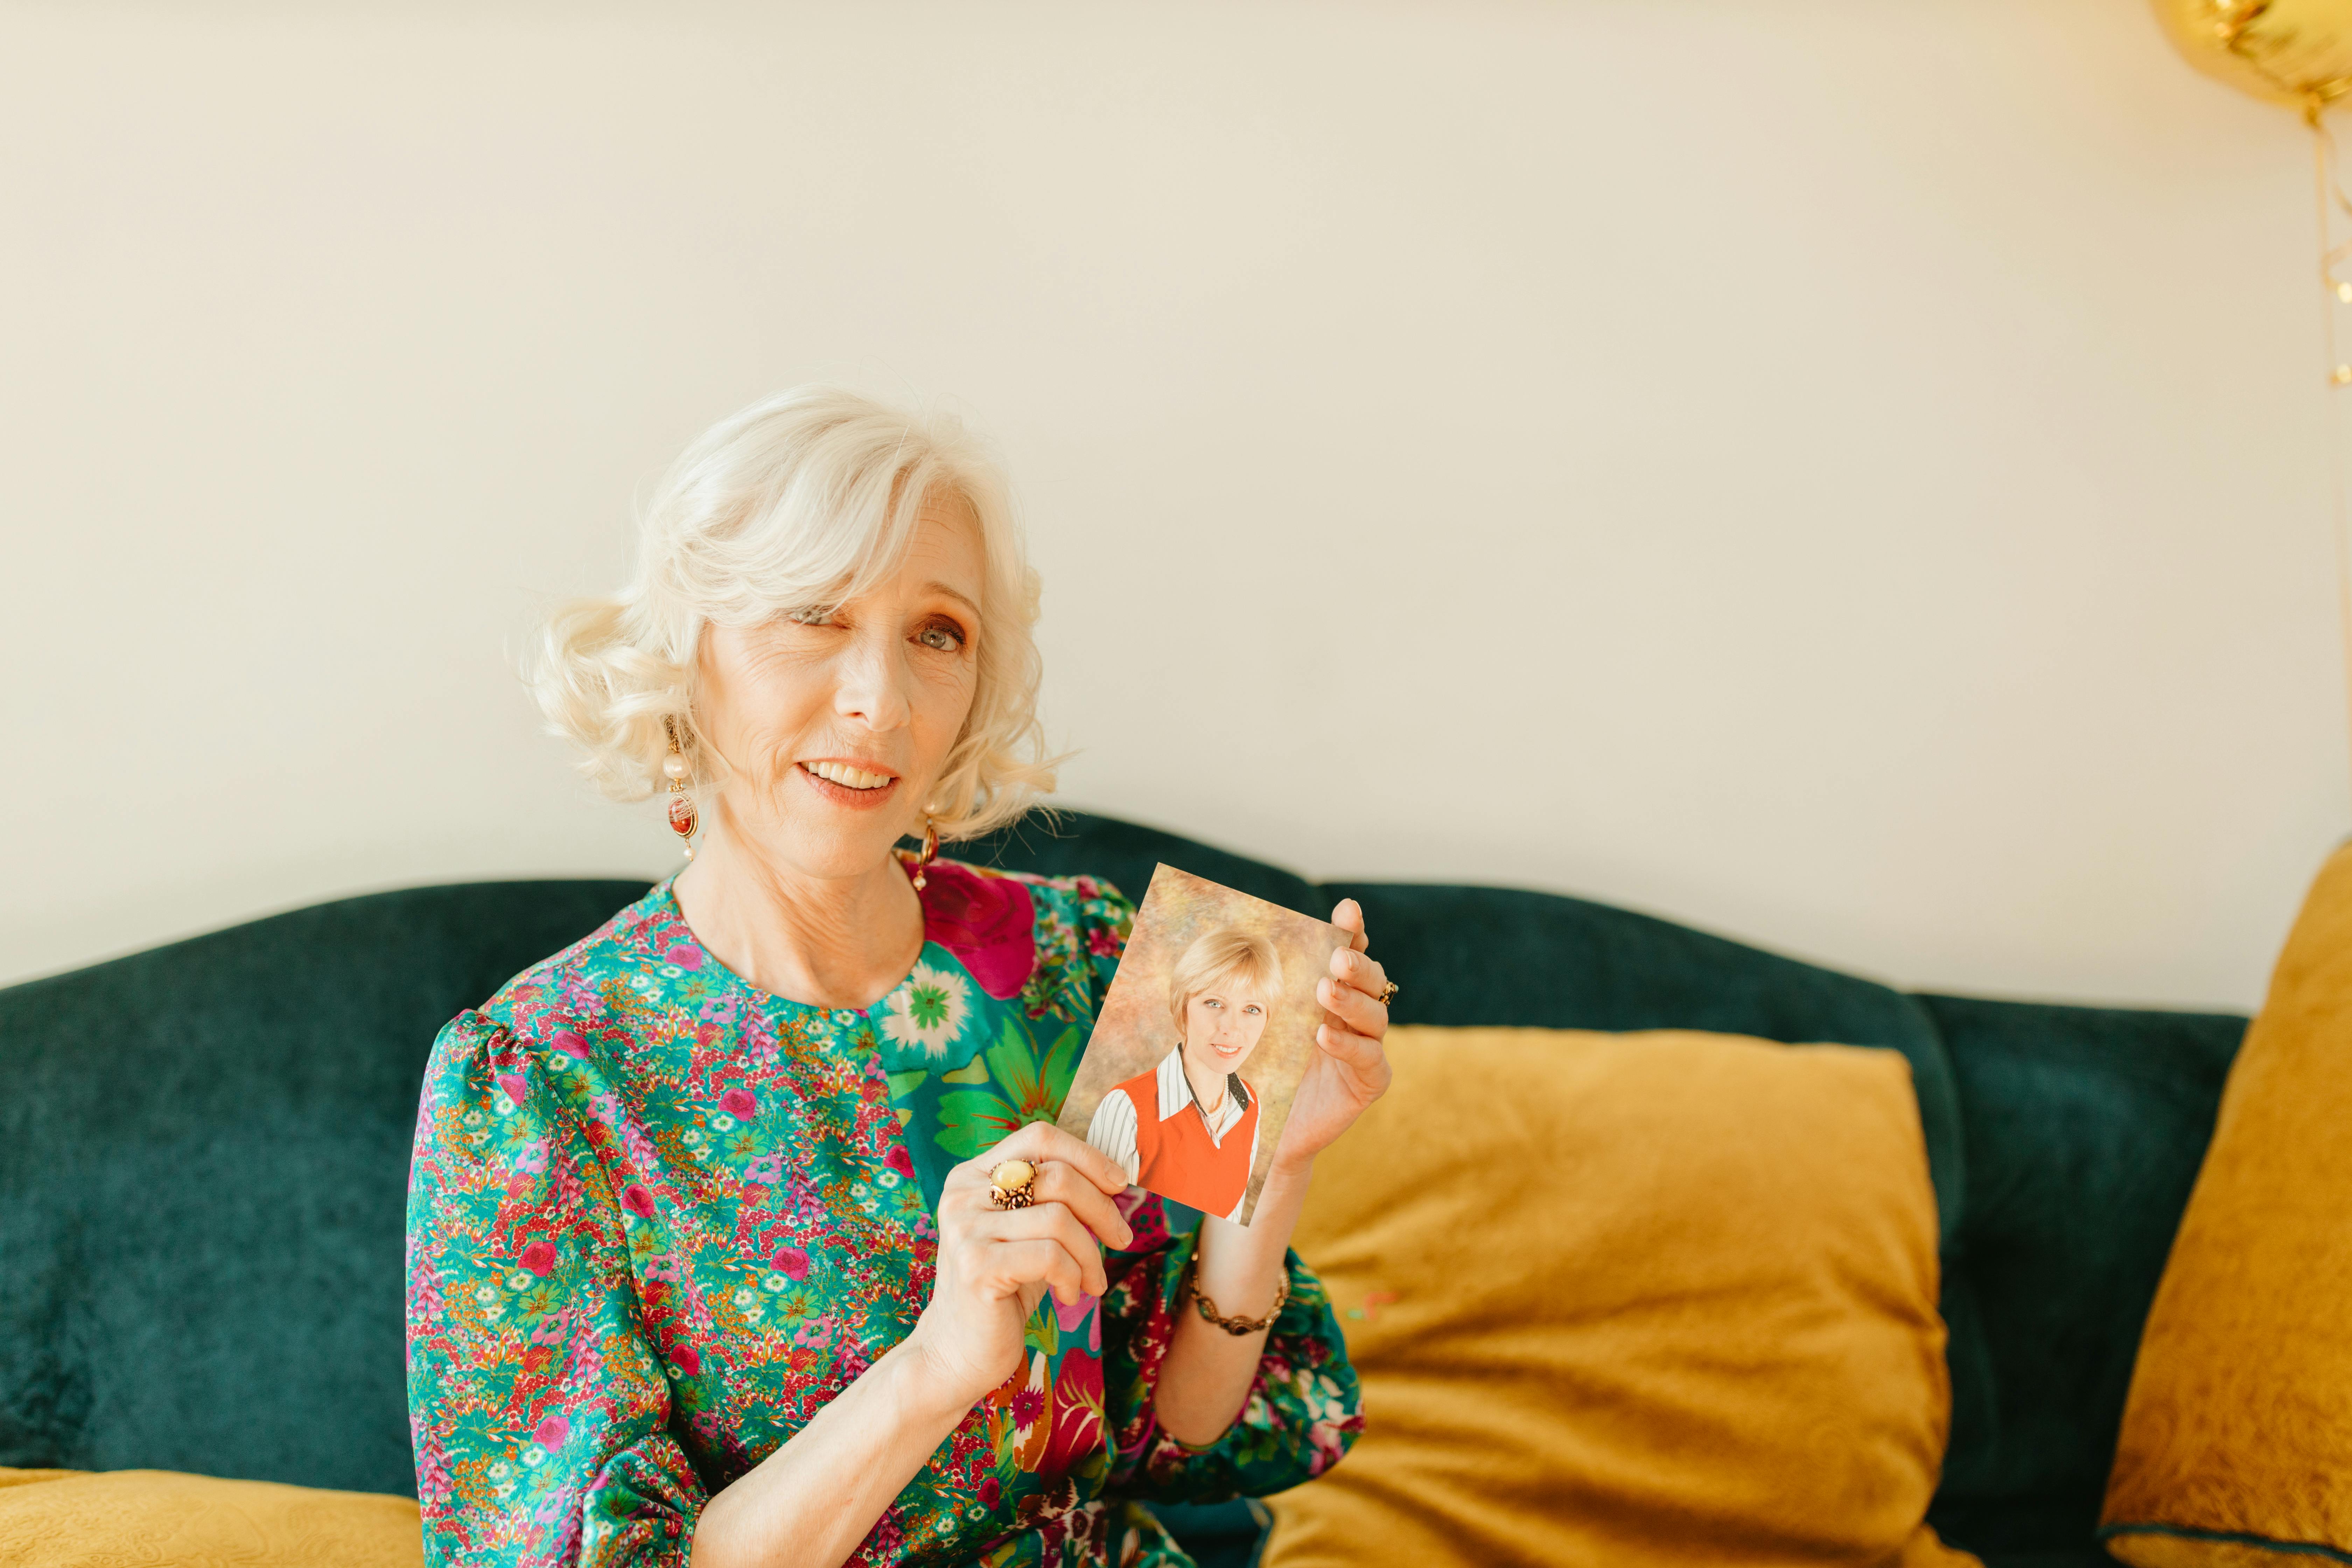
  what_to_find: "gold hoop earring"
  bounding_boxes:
[662,716,697,861]
[912,814,938,891]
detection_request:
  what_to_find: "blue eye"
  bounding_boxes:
[785,606,838,627]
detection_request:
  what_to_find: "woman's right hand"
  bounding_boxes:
[905,1122,1136,1410]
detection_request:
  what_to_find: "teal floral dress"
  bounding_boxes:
[404,859,1362,1568]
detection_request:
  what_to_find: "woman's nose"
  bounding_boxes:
[833,625,913,730]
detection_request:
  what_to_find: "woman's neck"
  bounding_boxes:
[671,826,925,1010]
[1180,1053,1229,1118]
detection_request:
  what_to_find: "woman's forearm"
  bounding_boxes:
[690,1340,972,1568]
[1153,1156,1313,1445]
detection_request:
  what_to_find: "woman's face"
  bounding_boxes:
[1180,972,1272,1088]
[693,490,984,881]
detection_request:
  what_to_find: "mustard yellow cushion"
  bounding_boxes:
[0,1467,422,1567]
[2101,843,2352,1565]
[1263,1026,1975,1568]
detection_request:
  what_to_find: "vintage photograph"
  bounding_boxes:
[1059,864,1348,1226]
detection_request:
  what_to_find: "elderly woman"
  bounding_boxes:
[404,387,1395,1568]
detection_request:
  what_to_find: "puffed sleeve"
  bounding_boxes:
[1099,1206,1364,1502]
[406,1009,706,1567]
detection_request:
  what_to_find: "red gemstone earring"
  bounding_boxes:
[912,814,938,890]
[661,716,697,861]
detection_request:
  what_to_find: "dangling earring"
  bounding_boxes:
[661,716,697,861]
[912,814,938,891]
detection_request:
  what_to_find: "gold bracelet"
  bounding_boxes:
[1185,1260,1290,1336]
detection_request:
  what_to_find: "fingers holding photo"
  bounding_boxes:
[967,1119,1130,1198]
[1019,1157,1134,1252]
[942,1124,1134,1251]
[1315,1017,1389,1072]
[977,1204,1112,1303]
[1327,946,1390,1006]
[1317,969,1390,1043]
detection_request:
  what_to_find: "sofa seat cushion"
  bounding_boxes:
[0,1467,421,1566]
[1264,1026,1973,1568]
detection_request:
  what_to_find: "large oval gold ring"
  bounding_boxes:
[988,1159,1037,1210]
[1377,979,1400,1007]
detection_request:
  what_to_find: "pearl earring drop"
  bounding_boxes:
[912,814,938,890]
[661,718,697,860]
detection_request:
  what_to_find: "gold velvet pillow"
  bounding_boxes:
[1263,1026,1976,1568]
[2101,843,2352,1565]
[0,1468,422,1567]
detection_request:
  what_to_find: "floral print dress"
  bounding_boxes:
[404,858,1362,1568]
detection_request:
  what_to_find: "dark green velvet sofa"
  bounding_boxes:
[0,810,2246,1567]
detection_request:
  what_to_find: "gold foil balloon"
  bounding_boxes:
[2150,0,2352,111]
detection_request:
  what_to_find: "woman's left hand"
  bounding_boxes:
[1269,899,1393,1174]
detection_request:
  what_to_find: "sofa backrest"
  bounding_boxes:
[1912,992,2242,1556]
[0,810,2248,1560]
[0,878,646,1495]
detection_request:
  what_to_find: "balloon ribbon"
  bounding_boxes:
[2312,101,2352,803]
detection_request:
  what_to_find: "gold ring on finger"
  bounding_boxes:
[988,1158,1038,1210]
[1377,979,1400,1007]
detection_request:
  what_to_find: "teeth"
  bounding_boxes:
[805,761,892,790]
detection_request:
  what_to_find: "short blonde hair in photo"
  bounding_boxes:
[1166,926,1287,1038]
[529,386,1055,840]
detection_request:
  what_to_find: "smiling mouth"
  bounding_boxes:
[795,761,902,808]
[1211,1041,1245,1058]
[800,761,894,790]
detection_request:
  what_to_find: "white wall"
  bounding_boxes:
[1,0,2343,1011]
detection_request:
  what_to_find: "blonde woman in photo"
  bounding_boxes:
[401,387,1396,1568]
[1085,927,1283,1223]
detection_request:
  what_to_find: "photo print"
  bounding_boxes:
[1059,864,1348,1226]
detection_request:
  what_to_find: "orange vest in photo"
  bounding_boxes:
[1119,1065,1261,1218]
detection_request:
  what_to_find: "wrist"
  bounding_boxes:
[1265,1150,1316,1186]
[1181,1252,1291,1334]
[890,1329,993,1430]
